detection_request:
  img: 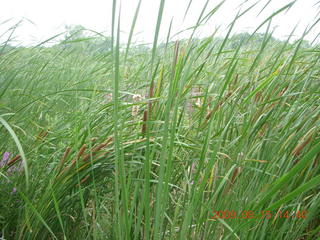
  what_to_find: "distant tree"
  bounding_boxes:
[0,43,16,55]
[294,39,311,49]
[59,25,112,54]
[64,25,86,41]
[229,32,251,48]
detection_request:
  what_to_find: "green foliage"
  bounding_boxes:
[59,24,112,54]
[1,1,320,239]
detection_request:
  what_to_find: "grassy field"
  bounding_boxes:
[1,0,320,239]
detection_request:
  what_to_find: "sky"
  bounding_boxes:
[1,0,319,46]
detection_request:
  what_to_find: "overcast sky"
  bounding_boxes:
[1,0,319,46]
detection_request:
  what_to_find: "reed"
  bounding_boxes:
[0,0,319,239]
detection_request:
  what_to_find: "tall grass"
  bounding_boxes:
[1,0,320,239]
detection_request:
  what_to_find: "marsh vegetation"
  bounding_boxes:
[0,0,320,239]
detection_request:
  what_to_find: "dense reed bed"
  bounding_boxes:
[1,0,320,239]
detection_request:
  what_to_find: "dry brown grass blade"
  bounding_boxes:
[205,105,220,120]
[83,137,113,162]
[205,92,232,121]
[223,167,242,195]
[36,129,49,141]
[79,175,90,185]
[75,144,87,161]
[92,137,113,152]
[230,167,242,185]
[254,91,263,102]
[56,146,72,172]
[7,154,21,166]
[58,144,87,178]
[279,86,288,96]
[292,135,313,157]
[93,150,110,161]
